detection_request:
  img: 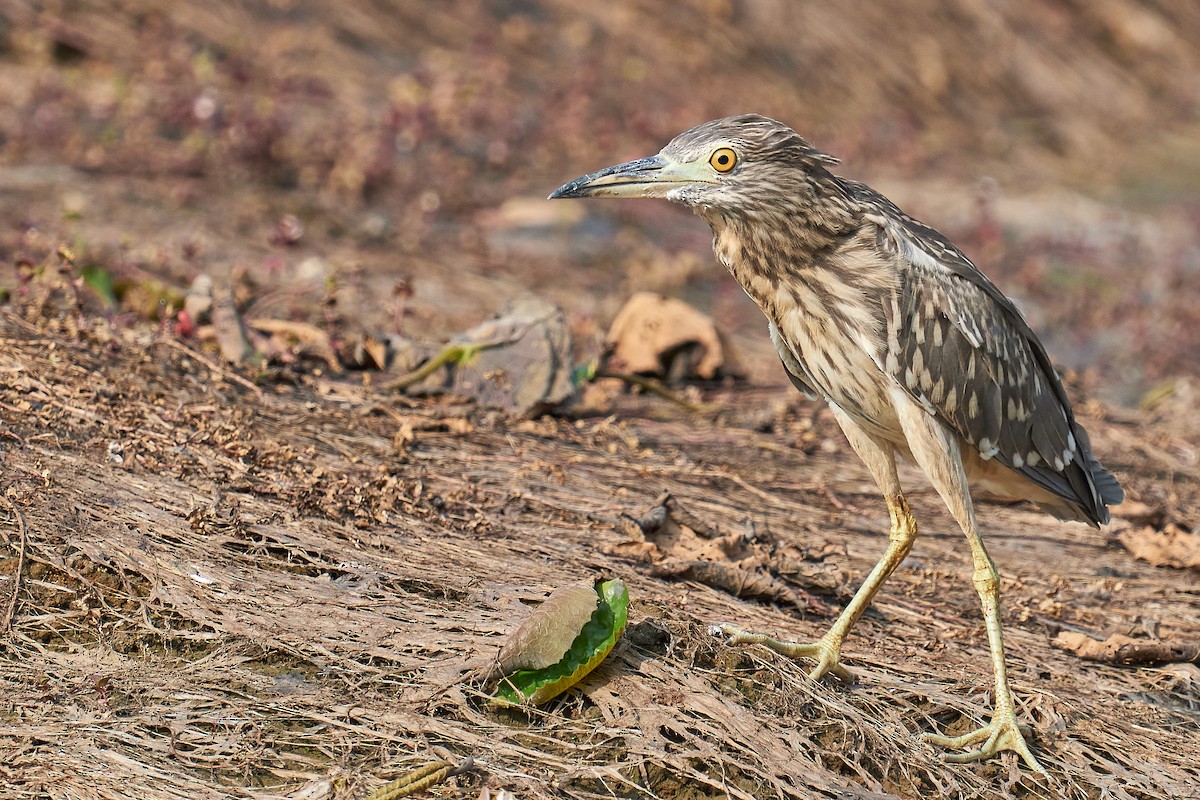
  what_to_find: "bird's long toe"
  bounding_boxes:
[923,712,1048,776]
[714,623,855,684]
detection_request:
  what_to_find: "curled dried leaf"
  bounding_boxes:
[605,292,732,380]
[493,579,629,705]
[491,579,600,679]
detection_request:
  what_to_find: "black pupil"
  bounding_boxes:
[717,154,729,165]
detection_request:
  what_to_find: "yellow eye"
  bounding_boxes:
[709,147,737,173]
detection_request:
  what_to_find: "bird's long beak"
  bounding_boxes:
[548,154,711,200]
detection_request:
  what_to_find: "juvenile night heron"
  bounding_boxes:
[550,114,1122,773]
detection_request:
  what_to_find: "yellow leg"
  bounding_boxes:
[920,532,1048,776]
[890,392,1048,775]
[719,494,917,683]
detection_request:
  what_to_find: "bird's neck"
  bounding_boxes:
[702,205,858,318]
[701,202,894,408]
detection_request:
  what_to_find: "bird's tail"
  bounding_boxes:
[1074,424,1123,526]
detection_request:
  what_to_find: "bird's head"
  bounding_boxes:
[549,114,840,216]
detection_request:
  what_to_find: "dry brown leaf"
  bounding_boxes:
[1117,524,1200,569]
[605,292,727,380]
[339,333,390,370]
[1110,499,1167,528]
[489,579,600,681]
[249,318,343,374]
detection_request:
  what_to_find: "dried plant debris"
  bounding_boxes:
[1052,631,1200,665]
[448,295,576,417]
[388,294,576,417]
[488,578,629,706]
[1117,524,1200,570]
[604,292,739,382]
[610,491,831,614]
[2,306,1200,799]
[248,318,344,375]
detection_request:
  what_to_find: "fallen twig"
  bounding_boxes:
[1052,631,1200,665]
[383,339,517,393]
[595,370,706,412]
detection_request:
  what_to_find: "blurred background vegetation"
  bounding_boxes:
[1,0,1197,403]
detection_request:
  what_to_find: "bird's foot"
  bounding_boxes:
[712,623,854,684]
[922,708,1048,776]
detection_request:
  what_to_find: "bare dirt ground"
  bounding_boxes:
[1,2,1199,799]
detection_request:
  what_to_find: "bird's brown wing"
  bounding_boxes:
[857,189,1121,525]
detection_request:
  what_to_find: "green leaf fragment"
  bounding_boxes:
[570,358,599,388]
[81,265,118,311]
[494,578,629,705]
